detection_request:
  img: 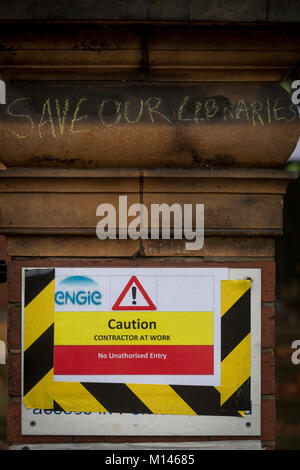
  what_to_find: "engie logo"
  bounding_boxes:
[55,275,102,307]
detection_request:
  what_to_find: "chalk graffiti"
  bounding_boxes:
[4,92,298,140]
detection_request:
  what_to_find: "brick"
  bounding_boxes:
[0,235,8,311]
[71,436,112,443]
[8,352,21,396]
[261,399,276,442]
[0,174,140,194]
[7,303,21,350]
[260,261,276,302]
[0,235,7,255]
[143,237,275,258]
[143,193,282,230]
[262,442,275,450]
[0,192,140,229]
[93,436,208,443]
[7,400,20,443]
[261,351,275,396]
[211,436,258,441]
[7,236,140,258]
[142,175,289,195]
[262,306,275,348]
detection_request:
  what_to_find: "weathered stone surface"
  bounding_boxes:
[0,84,298,169]
[0,0,298,23]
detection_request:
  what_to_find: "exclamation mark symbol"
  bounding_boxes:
[132,286,137,305]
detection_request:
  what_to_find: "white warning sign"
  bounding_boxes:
[53,267,227,386]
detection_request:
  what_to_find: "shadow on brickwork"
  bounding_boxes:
[276,162,300,450]
[0,361,7,449]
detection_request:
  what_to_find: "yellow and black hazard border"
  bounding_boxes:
[22,269,251,417]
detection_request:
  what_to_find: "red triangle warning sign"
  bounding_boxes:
[112,276,156,311]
